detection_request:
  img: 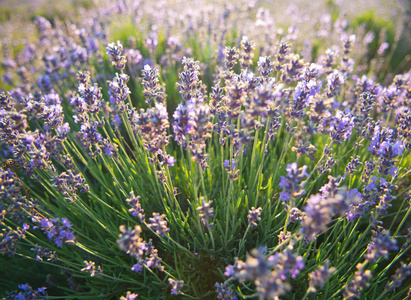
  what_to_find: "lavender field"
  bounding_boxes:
[1,0,411,299]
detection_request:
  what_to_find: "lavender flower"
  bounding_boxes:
[344,263,372,299]
[173,100,194,149]
[129,102,171,155]
[0,168,29,216]
[106,41,127,70]
[247,207,262,227]
[176,57,203,102]
[32,217,76,248]
[257,56,274,78]
[196,197,214,228]
[108,73,130,113]
[290,82,312,118]
[126,192,145,222]
[80,121,103,147]
[224,257,247,280]
[278,231,292,245]
[326,70,344,98]
[385,262,411,292]
[186,103,213,170]
[224,248,295,299]
[329,109,355,142]
[168,278,184,295]
[321,47,339,75]
[308,261,336,293]
[273,246,305,280]
[345,156,362,174]
[4,283,47,299]
[239,36,255,69]
[148,213,169,236]
[223,47,239,70]
[301,186,360,241]
[30,244,57,262]
[223,158,239,181]
[141,65,166,105]
[215,282,238,300]
[51,170,89,203]
[279,163,308,203]
[0,224,29,257]
[81,260,102,277]
[131,260,144,273]
[289,207,304,223]
[120,291,138,300]
[146,248,163,271]
[117,225,145,259]
[365,228,398,262]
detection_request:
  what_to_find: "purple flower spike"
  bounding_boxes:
[168,278,184,295]
[248,207,262,227]
[120,291,138,300]
[197,197,214,228]
[279,163,308,203]
[148,213,170,236]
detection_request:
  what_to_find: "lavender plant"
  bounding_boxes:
[1,0,411,299]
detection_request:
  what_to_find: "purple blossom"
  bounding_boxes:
[257,56,274,77]
[117,225,145,259]
[148,213,169,236]
[378,42,389,55]
[5,283,47,299]
[344,189,364,221]
[326,70,344,98]
[30,244,57,262]
[140,65,165,104]
[278,231,292,244]
[145,249,163,271]
[196,197,214,228]
[81,260,102,276]
[329,109,355,142]
[308,261,336,293]
[223,47,239,70]
[120,291,138,300]
[273,247,305,280]
[32,217,76,248]
[106,41,127,70]
[215,282,238,300]
[365,228,398,262]
[129,102,170,154]
[385,262,411,292]
[131,260,144,272]
[51,169,89,202]
[57,122,70,139]
[224,257,247,279]
[290,81,316,118]
[80,122,103,147]
[367,125,404,175]
[344,263,372,299]
[223,159,236,170]
[0,224,29,257]
[126,192,145,222]
[248,207,262,227]
[168,278,184,295]
[301,186,360,241]
[108,73,130,113]
[101,138,118,157]
[279,163,308,203]
[176,57,203,102]
[224,248,292,299]
[77,81,103,114]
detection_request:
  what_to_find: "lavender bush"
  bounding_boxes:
[1,0,411,299]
